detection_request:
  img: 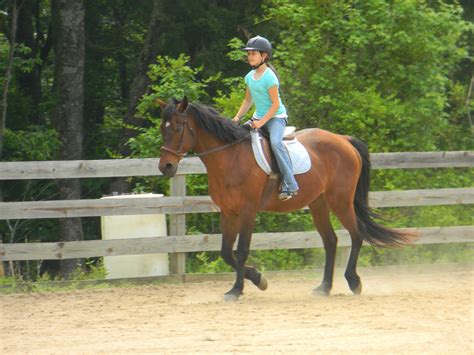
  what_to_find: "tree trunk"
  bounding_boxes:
[1,0,22,158]
[15,0,51,125]
[109,0,162,194]
[51,0,85,279]
[1,0,23,277]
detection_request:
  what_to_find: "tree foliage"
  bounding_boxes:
[1,0,472,278]
[267,0,472,152]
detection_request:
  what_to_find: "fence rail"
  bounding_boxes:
[1,226,472,262]
[1,151,472,180]
[0,151,473,267]
[0,188,472,220]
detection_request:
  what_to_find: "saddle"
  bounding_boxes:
[250,127,311,176]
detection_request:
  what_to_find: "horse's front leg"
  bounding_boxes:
[220,211,242,300]
[220,209,264,301]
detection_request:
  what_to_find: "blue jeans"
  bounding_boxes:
[264,117,299,192]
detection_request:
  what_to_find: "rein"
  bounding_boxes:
[160,115,251,160]
[188,134,250,158]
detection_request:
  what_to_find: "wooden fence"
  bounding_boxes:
[0,151,473,275]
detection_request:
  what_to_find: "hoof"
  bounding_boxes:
[351,282,362,295]
[312,284,331,297]
[257,276,268,291]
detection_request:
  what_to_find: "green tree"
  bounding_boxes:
[267,0,472,152]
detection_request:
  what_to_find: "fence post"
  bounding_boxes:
[169,175,186,275]
[0,239,4,277]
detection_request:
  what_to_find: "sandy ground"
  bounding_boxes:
[1,264,473,354]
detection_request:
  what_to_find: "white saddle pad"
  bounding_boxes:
[250,130,311,175]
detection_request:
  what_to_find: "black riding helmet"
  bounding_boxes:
[242,35,272,59]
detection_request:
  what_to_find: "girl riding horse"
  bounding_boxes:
[233,36,299,200]
[157,97,415,301]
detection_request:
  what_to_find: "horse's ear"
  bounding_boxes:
[155,99,168,111]
[177,96,189,113]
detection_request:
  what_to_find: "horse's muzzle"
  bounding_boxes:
[158,161,178,177]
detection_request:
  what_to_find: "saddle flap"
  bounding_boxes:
[251,130,311,176]
[250,130,272,175]
[284,139,311,174]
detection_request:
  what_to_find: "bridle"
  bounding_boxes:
[160,112,251,160]
[160,112,192,160]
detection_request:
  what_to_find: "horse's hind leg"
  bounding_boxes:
[345,233,363,294]
[326,194,363,295]
[309,196,337,296]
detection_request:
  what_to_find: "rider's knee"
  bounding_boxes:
[269,139,283,150]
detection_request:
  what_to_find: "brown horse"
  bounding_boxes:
[157,97,414,301]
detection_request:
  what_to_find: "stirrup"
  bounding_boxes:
[278,190,298,201]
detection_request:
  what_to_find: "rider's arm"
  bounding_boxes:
[233,89,253,122]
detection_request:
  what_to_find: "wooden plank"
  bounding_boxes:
[0,158,158,180]
[1,151,472,181]
[0,188,472,220]
[0,157,205,180]
[371,151,474,169]
[0,195,218,220]
[250,226,474,249]
[1,226,472,261]
[169,175,187,274]
[368,187,474,207]
[410,226,474,245]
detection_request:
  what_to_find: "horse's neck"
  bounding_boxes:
[194,127,251,179]
[192,127,226,157]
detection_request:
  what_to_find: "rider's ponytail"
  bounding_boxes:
[267,63,289,116]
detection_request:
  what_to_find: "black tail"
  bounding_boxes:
[348,137,415,247]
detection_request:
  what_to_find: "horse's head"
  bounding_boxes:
[157,96,196,177]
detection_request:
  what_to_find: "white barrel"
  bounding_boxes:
[101,194,169,279]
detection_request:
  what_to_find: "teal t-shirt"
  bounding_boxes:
[245,68,287,119]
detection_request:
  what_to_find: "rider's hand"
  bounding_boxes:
[242,120,253,130]
[251,120,264,130]
[232,116,241,123]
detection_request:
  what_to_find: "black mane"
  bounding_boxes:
[164,100,250,143]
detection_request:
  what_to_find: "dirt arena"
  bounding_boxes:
[1,264,473,354]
